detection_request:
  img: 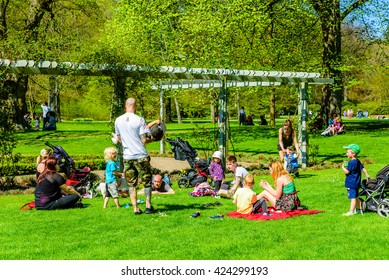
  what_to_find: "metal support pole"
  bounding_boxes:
[113,77,126,172]
[159,87,165,154]
[218,79,228,168]
[298,82,309,167]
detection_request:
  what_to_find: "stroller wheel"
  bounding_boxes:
[377,201,389,218]
[178,177,190,188]
[360,198,366,212]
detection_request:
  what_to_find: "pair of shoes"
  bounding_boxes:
[209,214,224,220]
[342,211,356,216]
[134,209,143,215]
[191,211,200,218]
[145,206,155,214]
[357,209,364,215]
[122,203,131,208]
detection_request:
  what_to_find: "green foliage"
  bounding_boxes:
[0,78,19,189]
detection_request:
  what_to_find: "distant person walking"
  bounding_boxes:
[41,102,51,127]
[239,106,246,126]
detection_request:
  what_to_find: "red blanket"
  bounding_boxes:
[227,207,323,221]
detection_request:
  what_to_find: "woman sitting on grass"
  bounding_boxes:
[36,148,52,178]
[256,161,300,212]
[35,156,82,210]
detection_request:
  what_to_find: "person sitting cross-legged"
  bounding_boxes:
[256,161,300,212]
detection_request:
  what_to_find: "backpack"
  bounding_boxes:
[20,201,35,211]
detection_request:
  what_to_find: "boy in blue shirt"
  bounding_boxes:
[341,144,370,216]
[103,147,123,208]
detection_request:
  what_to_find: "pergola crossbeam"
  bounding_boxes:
[1,58,334,167]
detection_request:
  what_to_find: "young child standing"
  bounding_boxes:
[103,147,122,208]
[284,146,299,177]
[233,174,257,214]
[341,144,370,216]
[35,116,40,131]
[209,151,224,192]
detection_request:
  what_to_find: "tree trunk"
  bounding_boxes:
[174,97,182,124]
[270,88,275,126]
[165,97,172,123]
[48,76,60,121]
[315,1,343,126]
[309,0,370,125]
[210,103,215,124]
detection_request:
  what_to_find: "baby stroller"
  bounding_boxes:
[359,164,389,217]
[166,138,210,188]
[45,141,99,196]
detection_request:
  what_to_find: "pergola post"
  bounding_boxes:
[298,82,309,167]
[159,87,165,154]
[48,76,60,121]
[218,79,228,167]
[112,76,126,172]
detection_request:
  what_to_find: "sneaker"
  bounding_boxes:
[191,211,200,218]
[342,211,356,216]
[209,214,224,220]
[137,199,145,204]
[357,209,364,215]
[145,206,155,214]
[134,209,143,215]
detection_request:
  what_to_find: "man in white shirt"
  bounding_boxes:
[41,102,51,127]
[114,98,155,215]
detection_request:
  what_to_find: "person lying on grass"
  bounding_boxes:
[138,174,175,195]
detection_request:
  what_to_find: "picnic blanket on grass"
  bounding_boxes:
[228,207,323,221]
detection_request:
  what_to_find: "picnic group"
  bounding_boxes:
[33,98,370,218]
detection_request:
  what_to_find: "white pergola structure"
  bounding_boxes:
[1,58,333,167]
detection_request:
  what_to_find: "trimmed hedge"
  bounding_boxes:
[5,155,106,176]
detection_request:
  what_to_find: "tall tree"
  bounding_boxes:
[307,0,389,122]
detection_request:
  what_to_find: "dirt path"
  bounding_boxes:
[150,157,191,172]
[93,157,191,178]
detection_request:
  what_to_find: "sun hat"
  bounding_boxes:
[212,151,223,160]
[343,144,360,155]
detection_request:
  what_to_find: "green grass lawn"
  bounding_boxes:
[1,117,389,260]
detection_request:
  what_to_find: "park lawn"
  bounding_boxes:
[1,167,389,260]
[2,117,389,260]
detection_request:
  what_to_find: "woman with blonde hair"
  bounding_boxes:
[257,161,300,211]
[36,148,52,178]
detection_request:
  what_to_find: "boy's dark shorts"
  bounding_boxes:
[347,188,359,199]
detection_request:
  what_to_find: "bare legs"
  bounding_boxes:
[257,190,277,208]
